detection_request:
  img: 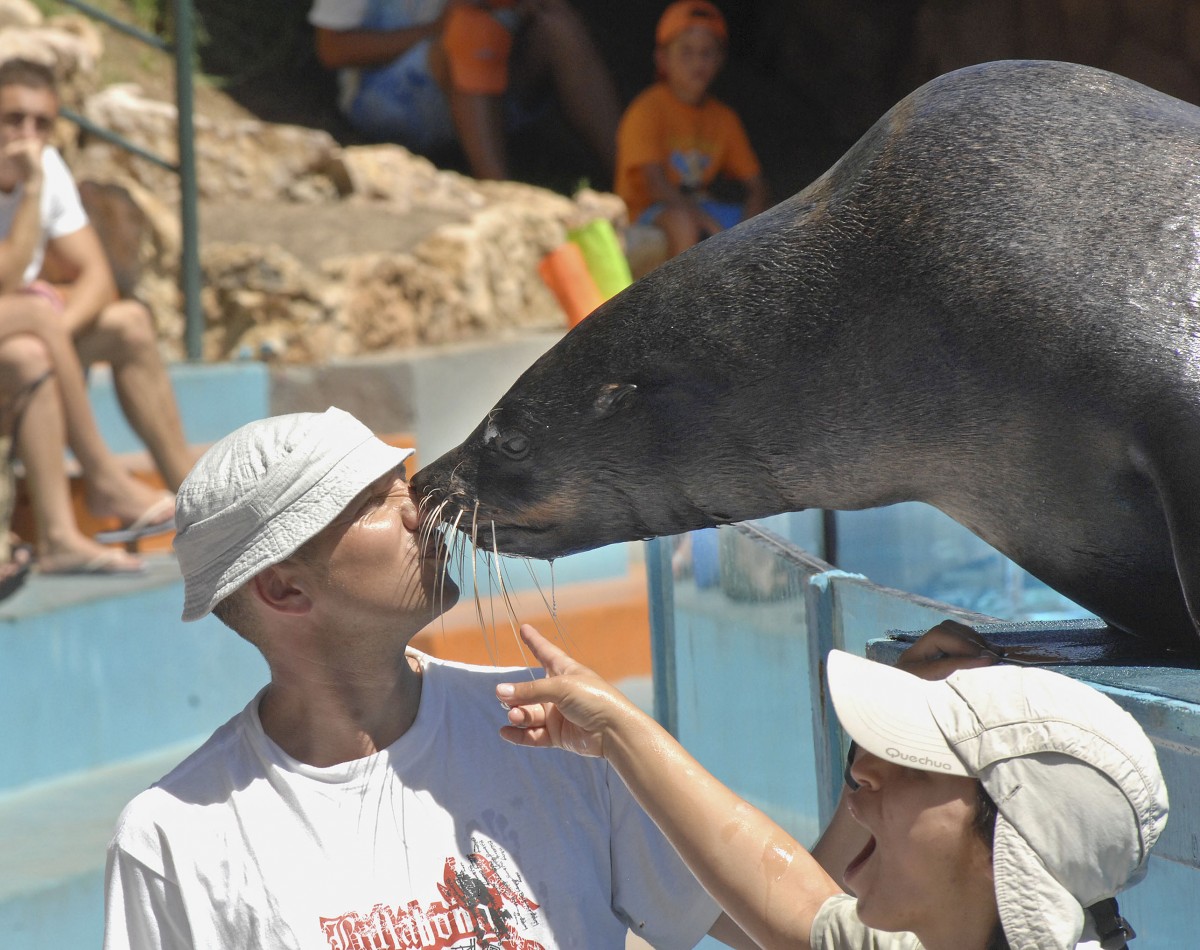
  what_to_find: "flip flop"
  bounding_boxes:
[39,549,146,576]
[0,543,33,601]
[94,494,176,545]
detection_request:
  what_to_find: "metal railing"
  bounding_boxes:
[57,0,202,360]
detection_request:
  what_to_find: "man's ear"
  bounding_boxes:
[250,564,313,615]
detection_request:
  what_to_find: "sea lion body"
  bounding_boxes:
[412,61,1200,658]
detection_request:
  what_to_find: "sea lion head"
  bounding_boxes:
[411,212,830,559]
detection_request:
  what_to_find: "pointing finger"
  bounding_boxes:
[518,623,580,675]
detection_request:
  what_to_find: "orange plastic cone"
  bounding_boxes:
[538,242,606,328]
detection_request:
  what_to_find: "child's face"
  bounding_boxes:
[656,27,725,105]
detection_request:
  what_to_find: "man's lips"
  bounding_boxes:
[844,835,876,883]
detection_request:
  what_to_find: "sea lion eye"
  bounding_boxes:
[500,433,530,460]
[594,383,638,419]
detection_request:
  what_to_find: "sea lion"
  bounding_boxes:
[412,60,1200,659]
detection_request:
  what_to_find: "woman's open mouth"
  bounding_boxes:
[843,835,876,883]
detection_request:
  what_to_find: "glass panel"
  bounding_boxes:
[649,515,1200,949]
[662,525,824,845]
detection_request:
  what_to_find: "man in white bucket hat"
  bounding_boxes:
[497,620,1168,950]
[103,408,745,950]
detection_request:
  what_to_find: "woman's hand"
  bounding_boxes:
[896,619,999,681]
[497,624,639,758]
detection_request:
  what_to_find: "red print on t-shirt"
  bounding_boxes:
[320,852,545,950]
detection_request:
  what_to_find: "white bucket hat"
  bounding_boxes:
[826,650,1168,950]
[174,408,413,621]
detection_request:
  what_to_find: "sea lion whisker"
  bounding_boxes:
[467,505,508,669]
[425,504,445,625]
[520,556,573,652]
[471,513,506,667]
[469,503,489,649]
[418,497,441,559]
[490,523,534,675]
[490,521,520,631]
[484,530,503,666]
[439,509,467,635]
[431,528,449,626]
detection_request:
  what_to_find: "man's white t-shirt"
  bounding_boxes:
[104,652,720,949]
[0,146,87,285]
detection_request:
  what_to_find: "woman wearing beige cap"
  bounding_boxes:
[497,621,1168,950]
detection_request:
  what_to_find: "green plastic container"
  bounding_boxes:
[568,218,634,300]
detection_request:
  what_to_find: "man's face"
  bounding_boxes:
[0,83,56,150]
[0,83,56,185]
[299,467,459,633]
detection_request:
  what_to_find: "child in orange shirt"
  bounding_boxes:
[615,1,769,258]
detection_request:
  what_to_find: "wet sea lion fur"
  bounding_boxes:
[413,60,1200,658]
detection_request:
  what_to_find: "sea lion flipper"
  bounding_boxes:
[1156,466,1200,642]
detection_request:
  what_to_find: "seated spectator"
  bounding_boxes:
[0,299,149,574]
[0,59,191,546]
[309,0,622,183]
[615,1,769,258]
[104,408,752,949]
[499,621,1167,950]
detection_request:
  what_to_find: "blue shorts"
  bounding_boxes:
[349,40,454,154]
[638,199,744,232]
[346,11,538,156]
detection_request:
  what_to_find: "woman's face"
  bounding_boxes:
[844,749,999,941]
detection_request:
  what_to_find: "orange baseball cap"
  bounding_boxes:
[443,4,513,96]
[656,1,728,47]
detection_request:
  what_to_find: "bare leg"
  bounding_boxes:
[429,39,510,180]
[448,90,509,180]
[74,299,194,492]
[653,205,703,258]
[0,305,141,572]
[516,0,621,177]
[0,295,169,530]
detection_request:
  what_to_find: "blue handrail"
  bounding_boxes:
[57,0,203,360]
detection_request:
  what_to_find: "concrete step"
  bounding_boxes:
[0,740,200,946]
[0,554,266,797]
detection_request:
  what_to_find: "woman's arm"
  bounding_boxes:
[497,624,843,950]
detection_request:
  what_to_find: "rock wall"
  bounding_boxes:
[69,83,626,363]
